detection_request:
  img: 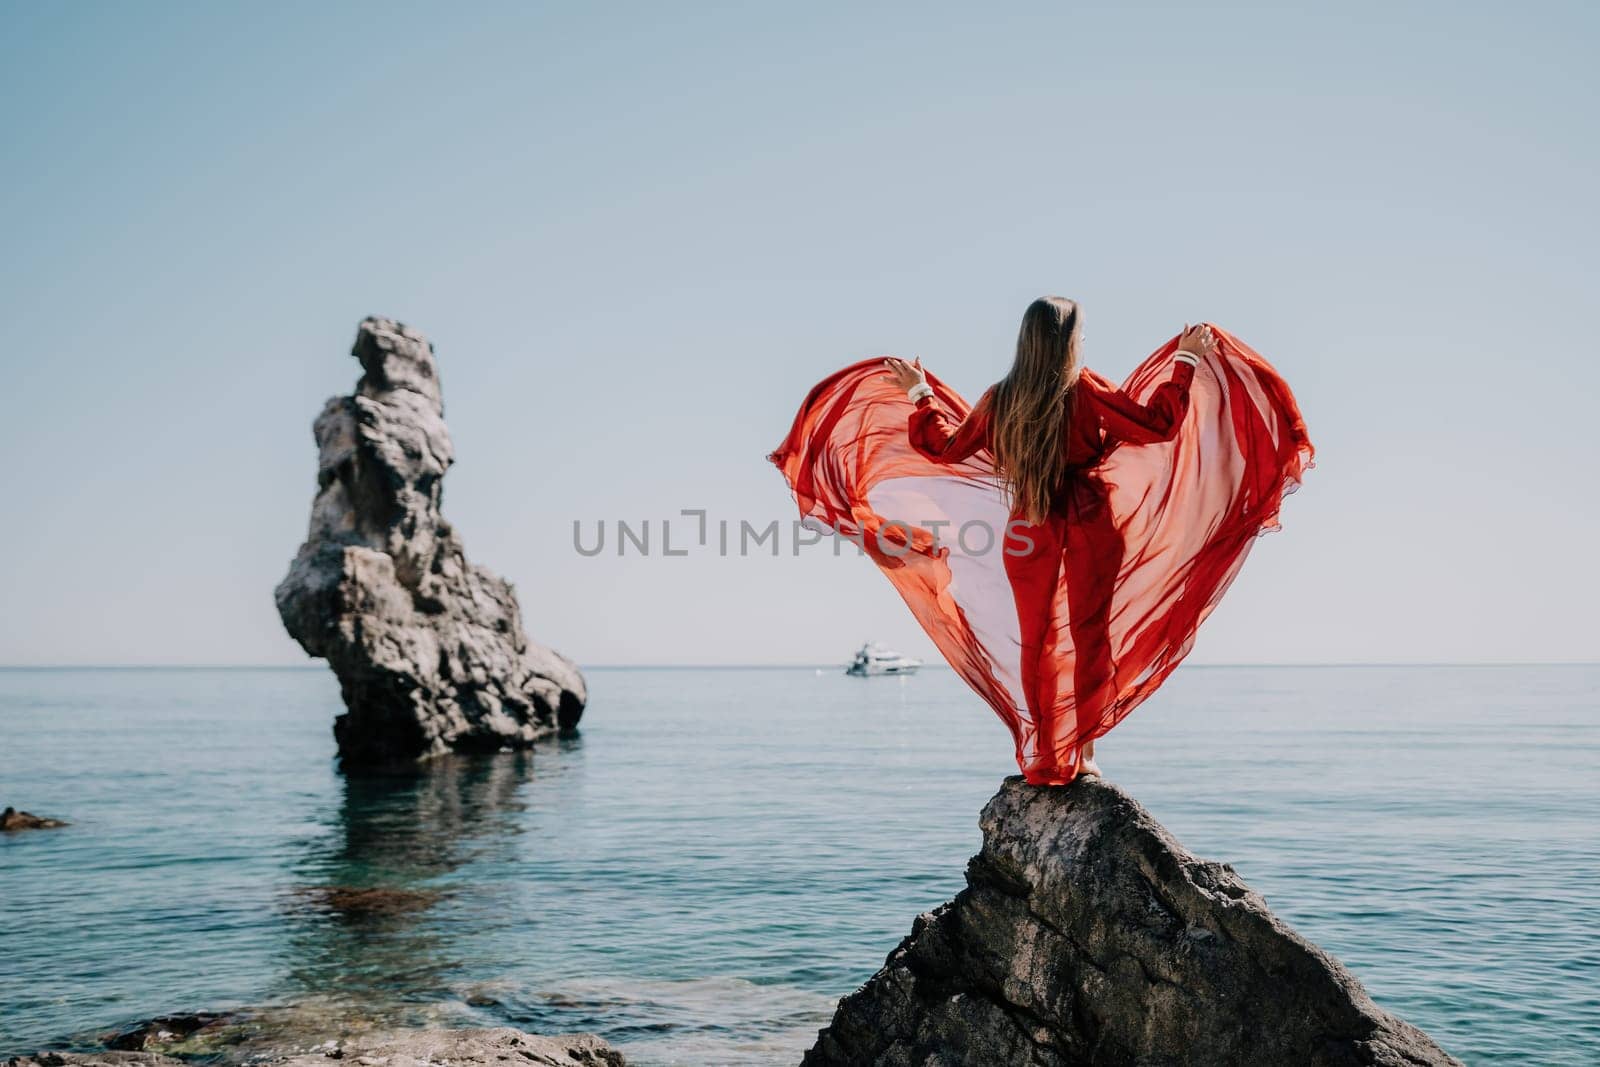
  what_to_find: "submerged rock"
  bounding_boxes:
[804,777,1461,1067]
[275,317,585,767]
[285,884,448,919]
[10,1026,623,1067]
[103,1013,238,1052]
[1,806,67,831]
[8,1056,172,1067]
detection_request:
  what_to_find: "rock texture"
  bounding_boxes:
[804,777,1461,1067]
[2,806,67,831]
[276,317,585,766]
[9,1027,623,1067]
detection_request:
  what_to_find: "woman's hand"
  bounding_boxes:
[1177,324,1217,361]
[883,356,927,392]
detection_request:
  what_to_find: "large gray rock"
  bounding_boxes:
[804,777,1461,1067]
[9,1026,623,1067]
[276,317,585,767]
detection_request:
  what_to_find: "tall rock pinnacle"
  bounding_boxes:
[276,317,585,766]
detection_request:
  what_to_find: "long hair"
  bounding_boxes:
[991,296,1080,524]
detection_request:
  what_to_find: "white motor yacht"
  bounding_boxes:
[845,641,922,677]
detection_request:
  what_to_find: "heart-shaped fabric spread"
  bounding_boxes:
[770,327,1313,784]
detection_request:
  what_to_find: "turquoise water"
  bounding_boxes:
[1,665,1596,1065]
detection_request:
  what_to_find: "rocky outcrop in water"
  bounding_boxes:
[2,807,67,831]
[804,777,1461,1067]
[10,1026,623,1067]
[275,317,585,767]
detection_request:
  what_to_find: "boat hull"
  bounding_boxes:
[845,663,921,677]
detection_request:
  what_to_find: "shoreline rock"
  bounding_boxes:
[2,807,68,831]
[9,1026,623,1067]
[275,317,585,768]
[803,776,1462,1067]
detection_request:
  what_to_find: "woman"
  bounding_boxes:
[769,297,1311,785]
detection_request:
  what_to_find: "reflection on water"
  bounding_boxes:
[275,753,539,1023]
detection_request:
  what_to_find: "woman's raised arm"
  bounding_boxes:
[1093,325,1214,445]
[883,357,991,464]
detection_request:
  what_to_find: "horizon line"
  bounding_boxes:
[0,661,1596,671]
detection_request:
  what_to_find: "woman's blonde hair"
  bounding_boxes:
[991,296,1080,524]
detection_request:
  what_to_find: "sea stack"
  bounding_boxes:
[275,317,585,766]
[803,777,1461,1067]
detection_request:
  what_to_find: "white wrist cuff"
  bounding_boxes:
[906,382,935,403]
[1173,352,1199,367]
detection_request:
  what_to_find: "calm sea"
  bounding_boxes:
[1,665,1595,1065]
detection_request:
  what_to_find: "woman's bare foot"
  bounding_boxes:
[1075,740,1101,780]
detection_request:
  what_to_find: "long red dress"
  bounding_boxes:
[769,325,1312,785]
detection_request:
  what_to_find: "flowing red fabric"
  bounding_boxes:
[768,326,1312,784]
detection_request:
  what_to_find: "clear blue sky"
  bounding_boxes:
[1,2,1595,666]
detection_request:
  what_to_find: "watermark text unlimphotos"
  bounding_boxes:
[572,510,1038,559]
